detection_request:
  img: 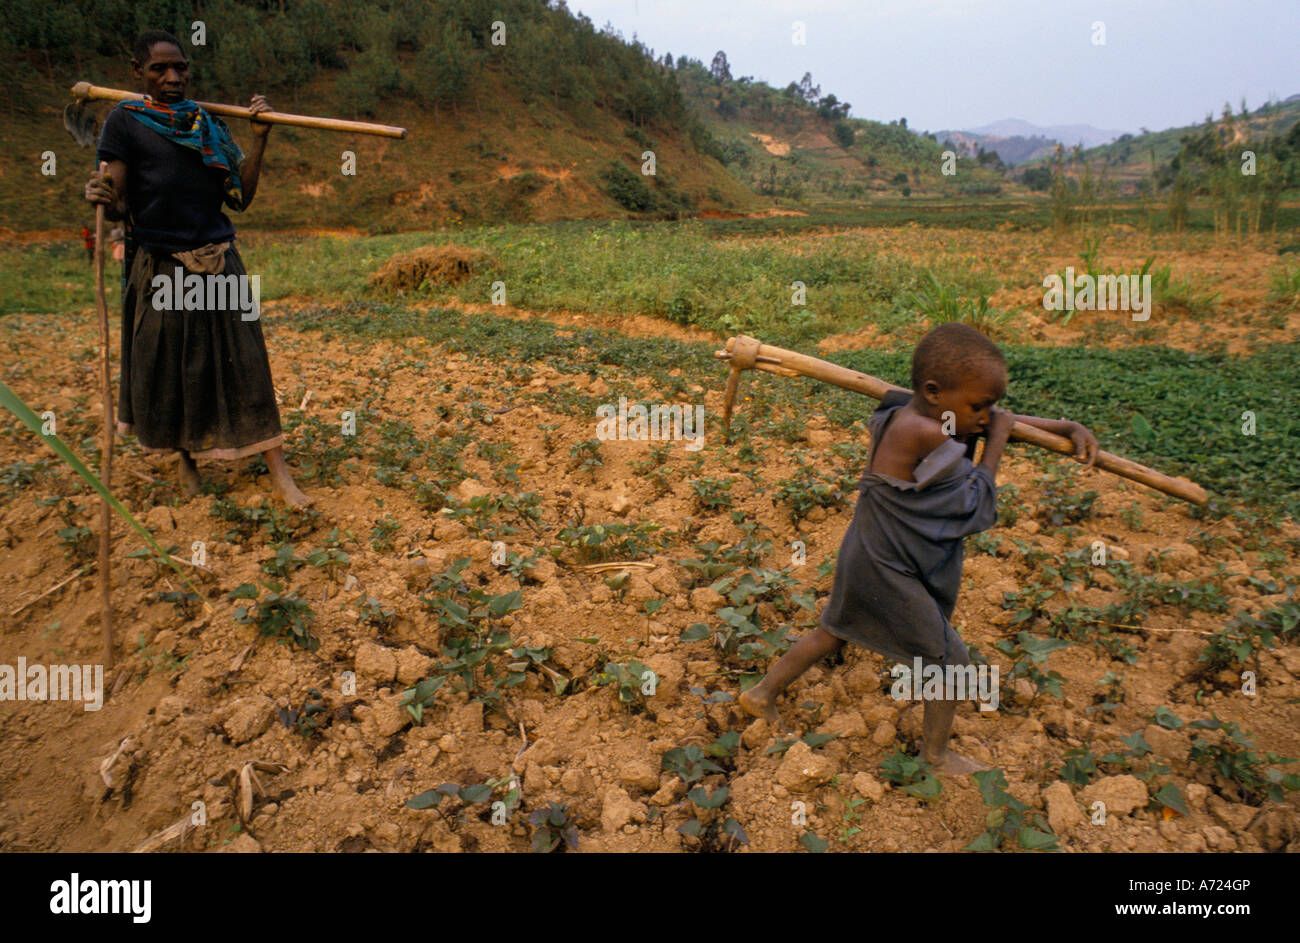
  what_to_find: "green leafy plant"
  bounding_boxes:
[569,437,603,474]
[965,768,1058,851]
[229,581,319,651]
[774,451,846,522]
[527,802,579,853]
[690,475,734,511]
[879,749,942,801]
[661,744,724,784]
[277,687,328,737]
[1188,716,1300,804]
[402,559,527,716]
[994,631,1071,708]
[677,784,749,852]
[370,517,401,552]
[592,658,656,713]
[555,520,665,562]
[261,542,307,580]
[305,541,350,581]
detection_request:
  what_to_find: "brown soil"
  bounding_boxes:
[1,268,1297,854]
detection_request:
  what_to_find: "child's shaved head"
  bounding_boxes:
[911,323,1006,392]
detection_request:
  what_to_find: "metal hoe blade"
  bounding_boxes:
[63,100,98,148]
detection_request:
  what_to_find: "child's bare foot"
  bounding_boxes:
[265,446,312,507]
[924,747,991,776]
[738,686,782,728]
[177,451,200,497]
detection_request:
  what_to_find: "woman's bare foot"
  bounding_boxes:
[923,747,992,776]
[177,451,200,497]
[264,446,312,507]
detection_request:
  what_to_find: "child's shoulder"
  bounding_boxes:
[870,404,953,480]
[877,405,949,461]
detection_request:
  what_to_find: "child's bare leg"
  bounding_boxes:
[177,450,200,497]
[921,698,990,775]
[739,626,843,727]
[264,445,311,507]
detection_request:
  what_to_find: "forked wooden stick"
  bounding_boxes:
[717,334,1209,505]
[94,162,114,669]
[71,82,407,138]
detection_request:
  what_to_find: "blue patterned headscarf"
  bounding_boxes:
[114,98,244,210]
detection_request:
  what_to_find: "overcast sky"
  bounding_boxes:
[566,0,1300,135]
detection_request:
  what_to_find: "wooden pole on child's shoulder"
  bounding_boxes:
[716,334,1209,506]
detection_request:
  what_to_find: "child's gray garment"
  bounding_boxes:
[820,390,998,667]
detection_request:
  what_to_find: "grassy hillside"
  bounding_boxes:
[675,58,1015,203]
[0,0,758,233]
[1018,98,1300,196]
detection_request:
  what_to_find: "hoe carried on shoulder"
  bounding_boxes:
[65,81,407,146]
[717,334,1209,505]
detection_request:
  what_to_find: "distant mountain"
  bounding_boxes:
[933,130,1056,167]
[931,119,1128,167]
[966,119,1127,149]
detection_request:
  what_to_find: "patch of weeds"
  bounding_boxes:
[1119,501,1144,531]
[965,768,1058,851]
[661,744,724,783]
[229,581,319,651]
[370,517,401,553]
[878,748,942,801]
[996,483,1021,526]
[993,631,1070,710]
[592,658,656,714]
[774,451,846,522]
[629,442,675,494]
[443,491,544,538]
[155,587,201,619]
[403,558,526,715]
[261,542,307,580]
[969,532,1005,557]
[678,784,749,853]
[555,520,666,562]
[357,595,397,631]
[687,567,804,673]
[908,271,1012,337]
[1037,475,1098,528]
[690,475,734,511]
[305,545,350,581]
[0,458,49,496]
[1094,730,1170,782]
[763,732,839,757]
[569,438,603,475]
[1060,747,1100,786]
[527,802,579,853]
[55,499,94,564]
[1087,670,1126,718]
[1187,716,1300,804]
[285,413,359,485]
[277,688,328,738]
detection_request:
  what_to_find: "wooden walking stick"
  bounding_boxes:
[93,162,114,669]
[717,334,1210,505]
[70,82,407,139]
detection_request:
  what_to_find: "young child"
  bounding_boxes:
[740,324,1098,775]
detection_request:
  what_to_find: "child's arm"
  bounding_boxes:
[1011,413,1099,466]
[977,407,1015,474]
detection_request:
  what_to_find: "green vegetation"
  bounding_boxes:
[965,768,1057,851]
[878,749,942,801]
[229,581,319,651]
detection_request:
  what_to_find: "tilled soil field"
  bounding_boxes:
[1,257,1298,854]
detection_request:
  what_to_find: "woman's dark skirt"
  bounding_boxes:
[117,244,283,460]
